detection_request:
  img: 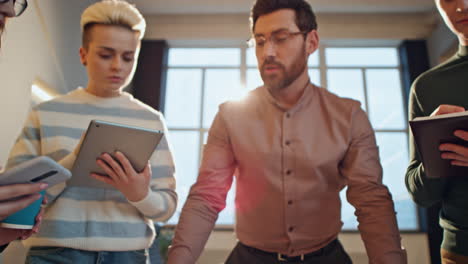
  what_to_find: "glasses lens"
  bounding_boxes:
[14,0,27,16]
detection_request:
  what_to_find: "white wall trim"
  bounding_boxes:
[144,12,438,42]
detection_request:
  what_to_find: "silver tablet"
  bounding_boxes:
[69,120,164,189]
[0,156,71,187]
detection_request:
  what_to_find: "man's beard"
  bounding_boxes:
[260,47,308,92]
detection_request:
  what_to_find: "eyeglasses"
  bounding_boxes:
[0,0,28,17]
[247,30,307,48]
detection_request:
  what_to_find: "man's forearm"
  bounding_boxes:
[167,196,218,264]
[349,183,406,264]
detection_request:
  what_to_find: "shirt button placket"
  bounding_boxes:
[283,111,295,248]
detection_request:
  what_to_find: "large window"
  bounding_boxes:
[164,46,418,230]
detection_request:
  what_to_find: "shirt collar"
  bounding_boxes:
[262,82,315,114]
[458,45,468,57]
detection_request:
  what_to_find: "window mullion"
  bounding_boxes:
[362,68,371,117]
[198,68,207,166]
[241,47,247,90]
[319,46,327,89]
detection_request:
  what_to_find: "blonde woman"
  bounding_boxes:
[6,1,177,263]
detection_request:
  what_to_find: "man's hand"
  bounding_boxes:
[91,152,151,202]
[431,104,468,167]
[0,183,47,221]
[430,104,465,116]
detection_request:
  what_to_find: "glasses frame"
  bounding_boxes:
[0,0,28,17]
[246,30,307,48]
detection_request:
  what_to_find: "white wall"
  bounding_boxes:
[0,0,60,167]
[0,0,94,167]
[144,12,438,43]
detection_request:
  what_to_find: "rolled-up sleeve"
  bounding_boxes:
[340,106,407,264]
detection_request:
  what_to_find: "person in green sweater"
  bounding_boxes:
[0,0,47,253]
[406,0,468,263]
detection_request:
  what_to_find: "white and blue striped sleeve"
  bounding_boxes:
[128,116,177,222]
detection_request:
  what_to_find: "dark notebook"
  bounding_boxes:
[409,111,468,178]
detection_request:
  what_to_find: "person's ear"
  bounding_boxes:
[79,47,87,66]
[305,30,319,55]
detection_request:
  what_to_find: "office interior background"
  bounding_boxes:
[0,0,457,263]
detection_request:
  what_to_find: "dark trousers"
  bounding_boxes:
[225,239,353,264]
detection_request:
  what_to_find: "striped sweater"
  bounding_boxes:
[7,88,177,251]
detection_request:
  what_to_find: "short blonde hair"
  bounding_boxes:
[81,0,146,47]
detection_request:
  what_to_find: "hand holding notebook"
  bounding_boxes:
[409,104,468,178]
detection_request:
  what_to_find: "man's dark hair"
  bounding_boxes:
[250,0,318,33]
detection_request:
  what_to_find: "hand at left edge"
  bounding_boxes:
[0,195,48,244]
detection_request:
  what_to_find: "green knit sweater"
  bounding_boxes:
[406,45,468,256]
